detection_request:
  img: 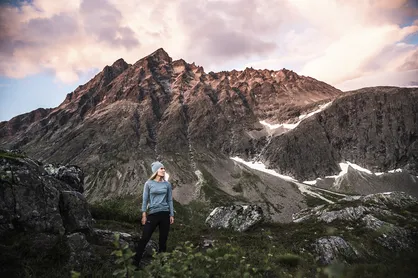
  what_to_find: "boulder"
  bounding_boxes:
[361,214,413,251]
[0,154,66,235]
[44,164,84,193]
[66,232,94,271]
[205,204,263,232]
[60,191,93,234]
[313,236,360,265]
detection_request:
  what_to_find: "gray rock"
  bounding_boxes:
[293,192,418,224]
[44,164,84,193]
[205,204,263,232]
[66,232,94,271]
[60,191,93,234]
[294,191,418,256]
[313,236,359,265]
[361,214,413,251]
[93,228,134,249]
[360,191,418,208]
[0,158,66,235]
[202,239,216,248]
[0,151,92,236]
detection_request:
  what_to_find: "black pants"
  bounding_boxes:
[134,211,170,263]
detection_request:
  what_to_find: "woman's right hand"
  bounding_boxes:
[141,213,147,225]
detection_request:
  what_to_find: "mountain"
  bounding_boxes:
[1,48,417,221]
[257,86,418,197]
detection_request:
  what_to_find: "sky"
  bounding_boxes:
[0,0,417,122]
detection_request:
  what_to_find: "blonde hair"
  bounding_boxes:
[149,171,166,181]
[149,171,158,180]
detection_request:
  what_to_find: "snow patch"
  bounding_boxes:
[209,207,219,217]
[260,102,332,131]
[295,183,335,204]
[388,169,403,173]
[298,102,332,121]
[193,170,204,198]
[303,180,318,185]
[326,162,373,178]
[230,157,336,203]
[230,157,296,181]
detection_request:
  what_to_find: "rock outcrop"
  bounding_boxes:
[0,150,92,236]
[293,192,418,264]
[0,150,151,274]
[313,236,360,265]
[205,204,264,232]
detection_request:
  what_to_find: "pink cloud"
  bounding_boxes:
[0,0,416,89]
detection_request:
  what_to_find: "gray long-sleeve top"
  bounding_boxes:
[141,180,174,216]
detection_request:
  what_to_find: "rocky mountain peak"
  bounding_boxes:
[110,58,129,73]
[146,47,172,64]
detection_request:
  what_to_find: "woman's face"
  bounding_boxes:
[157,167,166,177]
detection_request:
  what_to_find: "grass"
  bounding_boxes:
[0,149,26,159]
[86,194,418,277]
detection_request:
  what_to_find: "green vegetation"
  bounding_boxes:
[2,190,418,277]
[89,196,141,224]
[87,196,418,278]
[0,149,26,160]
[199,167,246,206]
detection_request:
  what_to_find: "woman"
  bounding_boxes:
[133,161,175,267]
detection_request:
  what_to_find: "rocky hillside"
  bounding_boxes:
[0,49,417,219]
[0,49,342,219]
[260,87,418,179]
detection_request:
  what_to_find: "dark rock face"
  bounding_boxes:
[1,153,66,235]
[0,150,149,275]
[0,150,91,235]
[66,232,94,271]
[205,204,264,232]
[60,191,93,233]
[262,87,418,180]
[0,150,95,273]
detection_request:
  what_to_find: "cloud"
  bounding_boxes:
[299,24,418,84]
[398,48,418,70]
[0,0,417,89]
[79,0,139,48]
[336,69,418,91]
[247,0,418,86]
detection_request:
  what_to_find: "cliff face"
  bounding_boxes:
[261,87,418,181]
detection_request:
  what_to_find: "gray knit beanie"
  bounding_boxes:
[151,161,164,174]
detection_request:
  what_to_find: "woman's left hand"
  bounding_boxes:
[170,216,174,225]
